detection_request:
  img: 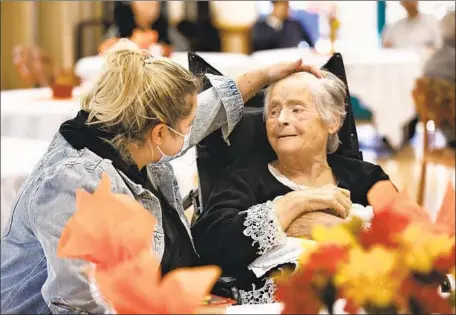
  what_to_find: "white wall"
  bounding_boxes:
[336,1,379,47]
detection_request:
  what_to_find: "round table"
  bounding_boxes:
[1,137,51,233]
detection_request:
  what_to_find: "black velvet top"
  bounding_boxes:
[59,111,198,276]
[192,154,390,288]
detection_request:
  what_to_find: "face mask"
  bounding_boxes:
[155,126,191,163]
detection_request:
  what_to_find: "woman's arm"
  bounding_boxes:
[32,165,111,314]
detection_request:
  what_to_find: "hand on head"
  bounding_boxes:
[266,59,322,85]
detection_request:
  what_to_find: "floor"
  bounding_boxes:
[357,121,455,220]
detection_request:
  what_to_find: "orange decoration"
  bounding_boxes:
[367,180,455,235]
[57,173,220,314]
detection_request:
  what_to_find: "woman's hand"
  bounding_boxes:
[236,59,322,103]
[274,184,352,230]
[265,58,322,85]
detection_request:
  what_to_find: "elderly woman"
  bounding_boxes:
[0,39,320,314]
[192,70,391,304]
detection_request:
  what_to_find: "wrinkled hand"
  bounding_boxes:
[286,211,345,239]
[291,184,352,219]
[266,58,322,85]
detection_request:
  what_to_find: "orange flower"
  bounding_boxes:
[359,209,410,249]
[276,244,349,314]
[367,180,455,235]
[57,173,220,314]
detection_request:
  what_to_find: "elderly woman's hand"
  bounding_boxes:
[265,58,323,85]
[274,184,352,230]
[286,211,345,239]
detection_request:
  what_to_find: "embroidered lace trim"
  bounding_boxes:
[242,201,286,255]
[239,278,276,305]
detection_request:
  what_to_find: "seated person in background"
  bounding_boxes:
[113,1,172,55]
[423,10,455,148]
[382,0,440,50]
[423,10,455,83]
[192,71,391,304]
[252,0,314,52]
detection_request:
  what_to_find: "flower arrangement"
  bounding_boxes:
[57,174,220,314]
[277,180,455,314]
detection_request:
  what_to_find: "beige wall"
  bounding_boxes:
[1,1,103,90]
[1,1,36,90]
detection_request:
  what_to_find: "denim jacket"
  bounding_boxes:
[0,74,243,314]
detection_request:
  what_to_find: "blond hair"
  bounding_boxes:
[264,70,347,154]
[81,39,200,158]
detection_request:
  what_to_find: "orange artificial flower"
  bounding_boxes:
[57,173,220,314]
[367,180,455,235]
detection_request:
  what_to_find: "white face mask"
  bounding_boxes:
[155,126,191,163]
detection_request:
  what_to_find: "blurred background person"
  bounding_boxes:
[175,1,221,52]
[382,0,440,50]
[114,1,170,45]
[104,1,176,56]
[423,10,455,148]
[251,0,315,52]
[423,10,455,83]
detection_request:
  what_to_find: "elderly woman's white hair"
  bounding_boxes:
[440,10,455,40]
[264,70,347,154]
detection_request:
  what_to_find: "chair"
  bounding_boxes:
[183,52,363,219]
[413,77,456,206]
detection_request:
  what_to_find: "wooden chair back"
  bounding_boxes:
[413,77,455,151]
[413,76,455,205]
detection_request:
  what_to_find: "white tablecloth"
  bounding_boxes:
[1,137,51,233]
[252,48,421,149]
[75,51,254,84]
[1,88,81,141]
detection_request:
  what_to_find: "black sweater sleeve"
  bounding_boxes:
[191,162,285,278]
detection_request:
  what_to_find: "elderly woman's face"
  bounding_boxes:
[265,76,330,155]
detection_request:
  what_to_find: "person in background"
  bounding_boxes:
[114,1,170,45]
[382,0,440,50]
[423,10,455,148]
[251,0,315,53]
[423,10,455,83]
